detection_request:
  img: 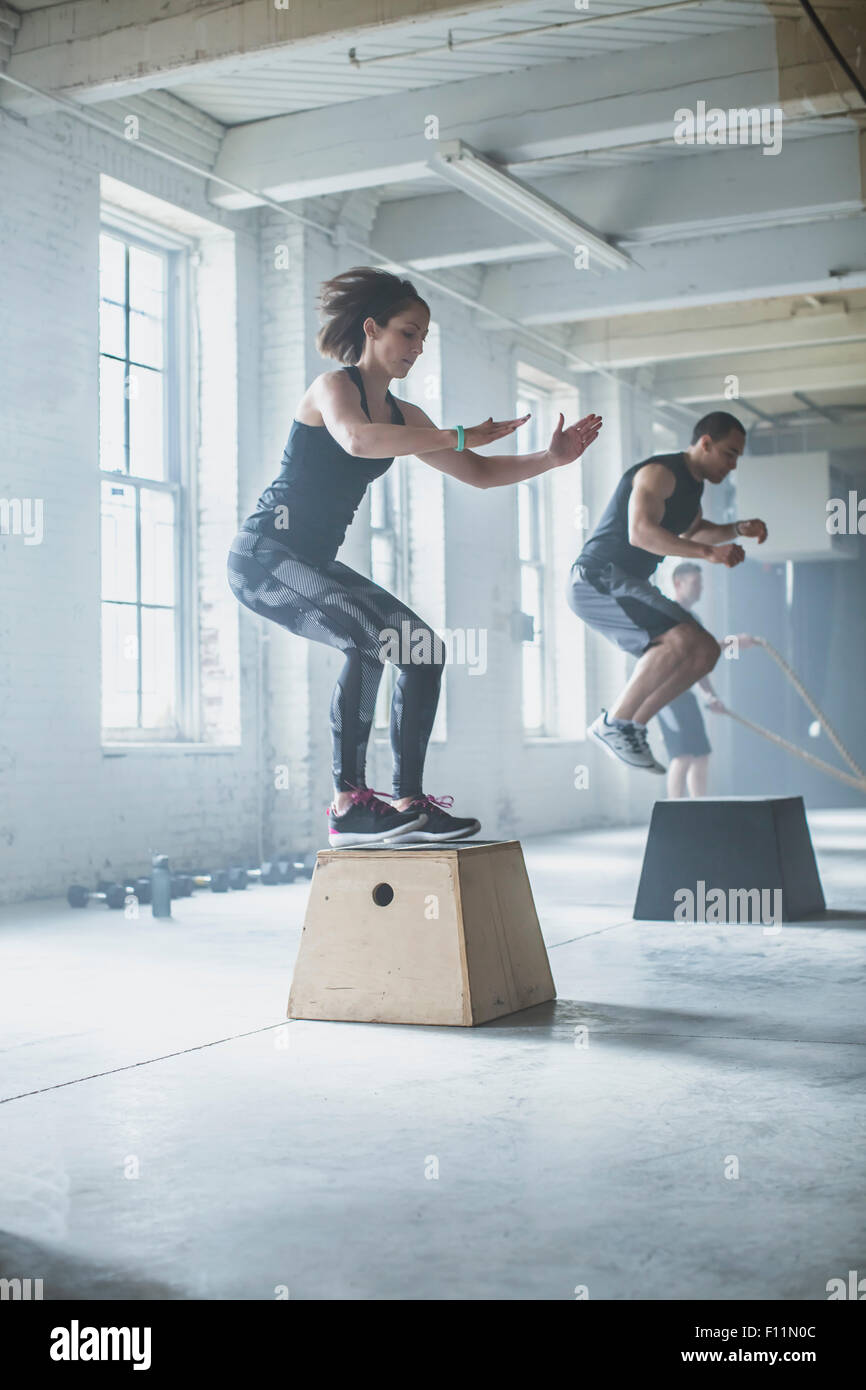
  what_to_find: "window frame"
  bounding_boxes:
[98,208,198,744]
[369,323,445,739]
[515,383,558,737]
[369,458,410,732]
[516,472,549,736]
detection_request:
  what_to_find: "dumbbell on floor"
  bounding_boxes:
[68,883,127,910]
[252,854,314,883]
[228,861,294,889]
[98,877,152,906]
[261,860,294,885]
[183,871,230,894]
[257,854,315,881]
[150,866,260,893]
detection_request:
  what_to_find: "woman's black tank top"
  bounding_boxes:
[242,365,405,564]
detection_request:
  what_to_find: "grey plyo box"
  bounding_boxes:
[633,796,826,922]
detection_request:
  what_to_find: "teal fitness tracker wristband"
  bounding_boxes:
[454,425,465,452]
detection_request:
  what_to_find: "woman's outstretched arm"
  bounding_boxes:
[315,372,527,460]
[403,400,603,488]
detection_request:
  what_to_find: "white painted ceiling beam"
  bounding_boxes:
[372,132,864,270]
[655,345,866,403]
[205,25,826,209]
[477,217,866,325]
[564,305,866,370]
[1,0,509,107]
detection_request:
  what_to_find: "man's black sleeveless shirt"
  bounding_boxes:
[578,452,703,581]
[241,365,405,564]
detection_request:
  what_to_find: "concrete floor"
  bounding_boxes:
[1,810,864,1301]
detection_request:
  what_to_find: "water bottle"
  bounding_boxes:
[151,854,172,919]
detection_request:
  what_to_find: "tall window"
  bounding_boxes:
[370,323,444,736]
[516,366,584,739]
[652,418,679,453]
[370,460,410,733]
[515,387,552,733]
[99,224,186,738]
[369,459,405,726]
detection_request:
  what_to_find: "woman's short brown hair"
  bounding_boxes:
[316,266,429,364]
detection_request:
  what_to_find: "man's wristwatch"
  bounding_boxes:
[734,520,745,536]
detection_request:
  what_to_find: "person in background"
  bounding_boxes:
[656,561,760,797]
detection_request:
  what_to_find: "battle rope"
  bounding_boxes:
[720,637,866,794]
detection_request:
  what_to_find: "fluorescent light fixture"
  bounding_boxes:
[429,140,632,272]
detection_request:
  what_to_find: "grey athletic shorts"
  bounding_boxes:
[567,560,700,657]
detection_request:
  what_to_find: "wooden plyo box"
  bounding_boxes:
[288,840,555,1026]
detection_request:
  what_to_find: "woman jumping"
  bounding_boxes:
[227,266,602,846]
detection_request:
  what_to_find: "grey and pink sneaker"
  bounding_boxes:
[327,787,427,847]
[389,793,480,844]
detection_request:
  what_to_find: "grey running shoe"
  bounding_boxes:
[589,710,666,774]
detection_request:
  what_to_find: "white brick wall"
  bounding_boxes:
[0,112,265,901]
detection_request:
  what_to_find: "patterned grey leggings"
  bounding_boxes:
[227,530,445,797]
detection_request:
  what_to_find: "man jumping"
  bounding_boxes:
[567,411,767,773]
